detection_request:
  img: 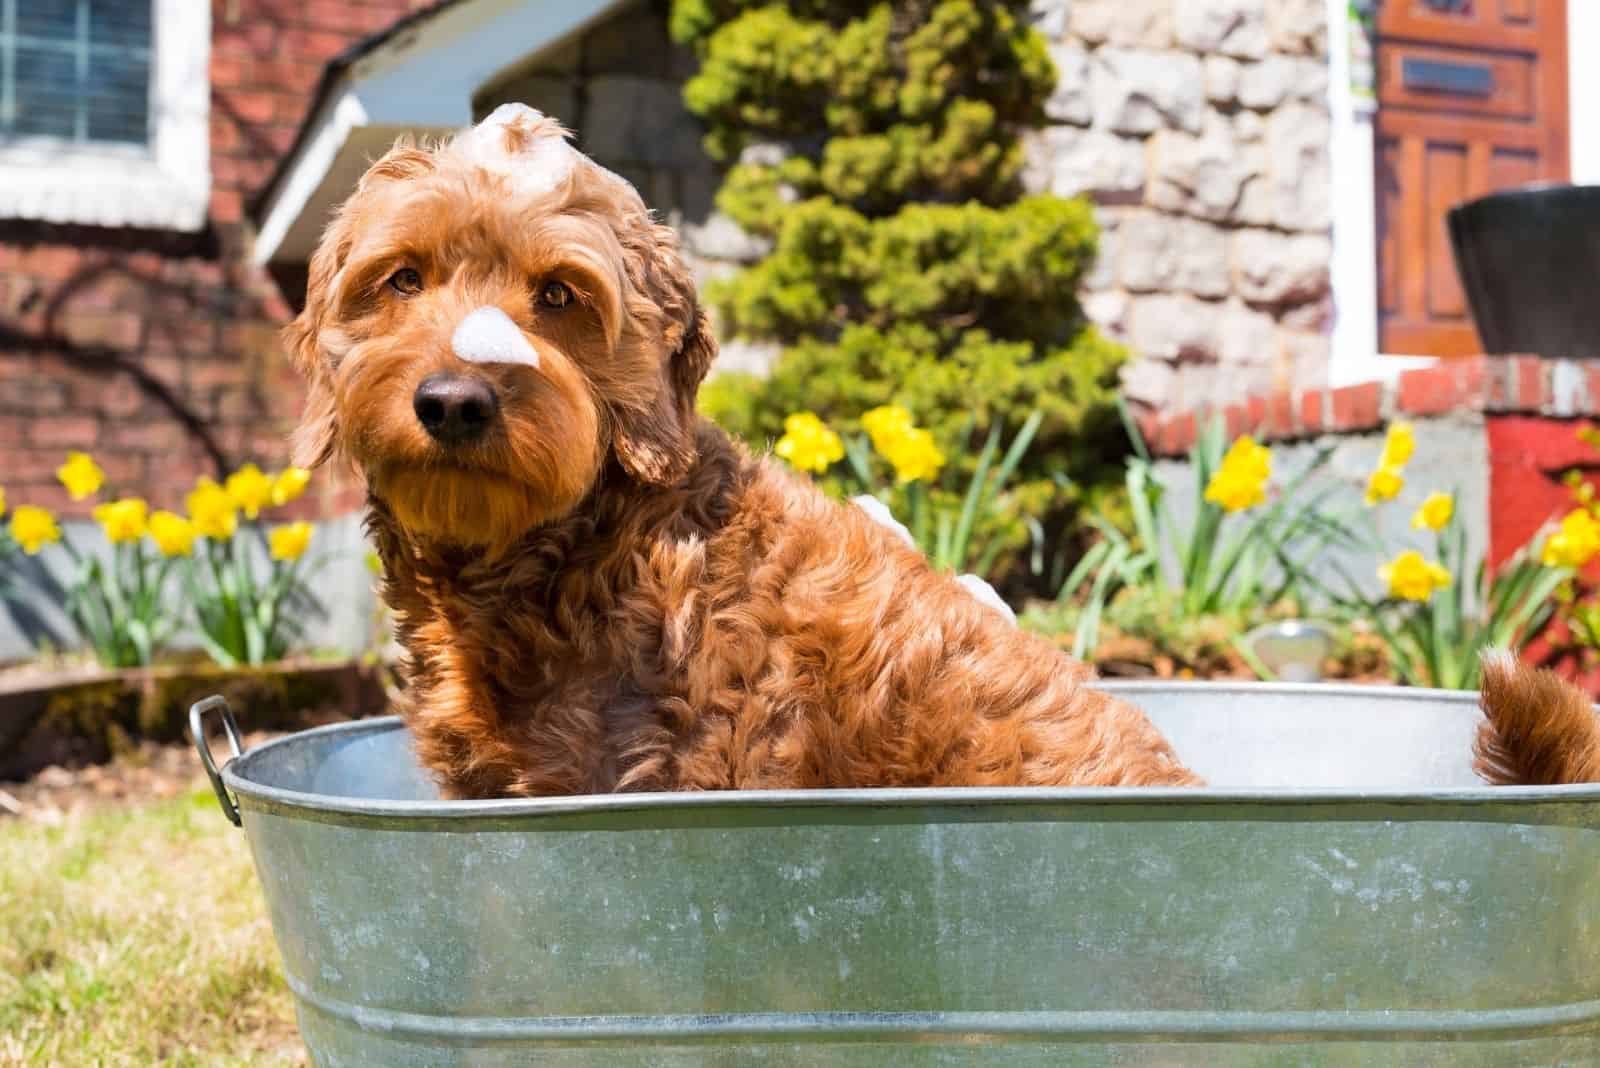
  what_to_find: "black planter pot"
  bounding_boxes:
[1447,183,1600,358]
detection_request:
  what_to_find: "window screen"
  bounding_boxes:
[1,0,153,146]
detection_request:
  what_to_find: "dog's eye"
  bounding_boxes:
[387,268,423,296]
[538,281,573,309]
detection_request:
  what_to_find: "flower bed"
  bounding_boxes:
[0,656,390,782]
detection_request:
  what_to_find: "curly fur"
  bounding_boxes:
[287,106,1200,797]
[1476,650,1600,785]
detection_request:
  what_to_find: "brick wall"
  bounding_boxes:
[1136,354,1600,569]
[0,0,433,519]
[1134,356,1597,454]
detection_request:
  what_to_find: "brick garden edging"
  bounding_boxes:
[1136,356,1600,457]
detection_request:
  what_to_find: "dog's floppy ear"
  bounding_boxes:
[282,203,354,470]
[611,224,718,486]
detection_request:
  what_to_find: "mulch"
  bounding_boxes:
[0,731,284,825]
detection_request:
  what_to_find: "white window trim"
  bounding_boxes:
[0,0,210,231]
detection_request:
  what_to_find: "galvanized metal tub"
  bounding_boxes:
[191,682,1600,1066]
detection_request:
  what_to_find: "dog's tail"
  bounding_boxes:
[1475,649,1600,785]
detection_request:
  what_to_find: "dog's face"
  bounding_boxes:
[285,104,715,551]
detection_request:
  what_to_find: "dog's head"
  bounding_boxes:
[285,104,716,551]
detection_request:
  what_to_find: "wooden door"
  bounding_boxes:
[1375,0,1569,356]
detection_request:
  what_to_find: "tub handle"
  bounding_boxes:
[190,695,243,827]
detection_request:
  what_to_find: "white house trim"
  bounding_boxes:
[1329,0,1593,386]
[0,0,211,231]
[252,0,626,265]
[1325,0,1435,387]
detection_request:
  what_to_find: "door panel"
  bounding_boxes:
[1375,0,1569,356]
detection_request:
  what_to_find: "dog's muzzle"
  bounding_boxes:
[414,372,499,445]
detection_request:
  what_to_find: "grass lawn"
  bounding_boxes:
[0,787,303,1066]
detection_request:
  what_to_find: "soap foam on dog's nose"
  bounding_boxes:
[451,306,540,368]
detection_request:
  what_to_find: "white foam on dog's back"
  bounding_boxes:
[451,306,540,368]
[456,103,576,199]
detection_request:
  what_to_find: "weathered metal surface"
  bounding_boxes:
[204,682,1600,1065]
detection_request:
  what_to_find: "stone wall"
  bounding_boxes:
[1026,0,1333,415]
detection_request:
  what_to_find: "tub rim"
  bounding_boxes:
[207,680,1600,828]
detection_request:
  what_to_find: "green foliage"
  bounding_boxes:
[58,540,182,668]
[675,0,1125,590]
[844,410,1044,578]
[186,534,323,669]
[1330,501,1568,691]
[1057,413,1365,662]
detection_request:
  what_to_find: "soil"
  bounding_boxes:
[0,730,284,824]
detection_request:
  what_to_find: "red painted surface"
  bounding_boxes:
[1485,415,1599,567]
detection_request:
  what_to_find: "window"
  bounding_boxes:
[0,0,208,231]
[2,0,153,147]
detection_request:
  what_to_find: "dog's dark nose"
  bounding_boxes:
[413,373,499,445]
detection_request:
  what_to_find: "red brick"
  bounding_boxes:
[1397,366,1458,417]
[221,89,278,125]
[210,189,243,224]
[1299,389,1325,434]
[103,422,183,451]
[1162,411,1198,455]
[1515,356,1550,410]
[29,415,100,448]
[1266,391,1295,438]
[17,482,76,514]
[1331,382,1382,431]
[0,378,68,411]
[209,53,249,90]
[1223,404,1247,441]
[63,311,141,350]
[213,20,278,58]
[1583,365,1600,415]
[281,28,355,61]
[1244,395,1267,435]
[0,418,23,448]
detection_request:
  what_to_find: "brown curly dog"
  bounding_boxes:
[281,104,1201,797]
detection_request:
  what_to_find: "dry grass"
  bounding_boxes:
[0,787,304,1066]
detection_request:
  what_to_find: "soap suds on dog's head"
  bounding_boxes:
[451,306,540,368]
[455,103,576,199]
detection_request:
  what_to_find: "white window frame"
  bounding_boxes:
[0,0,209,231]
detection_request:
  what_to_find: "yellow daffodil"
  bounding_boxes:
[148,511,197,557]
[187,477,239,541]
[271,466,312,507]
[225,464,275,519]
[774,412,844,474]
[56,451,104,501]
[1542,508,1600,569]
[1379,421,1415,470]
[92,497,148,544]
[862,405,914,452]
[269,521,314,562]
[365,550,383,575]
[1364,465,1404,506]
[0,485,6,517]
[9,506,60,555]
[1379,550,1451,602]
[1203,436,1272,512]
[860,405,945,484]
[879,426,946,484]
[1411,492,1454,532]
